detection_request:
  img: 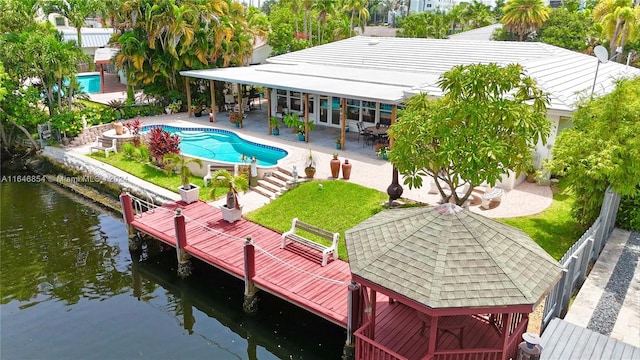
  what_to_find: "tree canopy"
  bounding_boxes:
[501,0,551,41]
[388,63,550,206]
[538,8,596,52]
[546,76,640,227]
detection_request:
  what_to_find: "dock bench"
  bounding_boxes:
[90,137,117,157]
[281,218,339,267]
[481,188,504,209]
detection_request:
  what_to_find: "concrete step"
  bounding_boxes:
[257,179,282,195]
[252,184,277,200]
[263,174,287,189]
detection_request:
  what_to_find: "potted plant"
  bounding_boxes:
[190,103,203,117]
[269,116,280,135]
[375,143,389,160]
[524,161,536,183]
[335,138,342,150]
[283,113,314,141]
[166,100,182,114]
[229,111,242,127]
[304,149,316,178]
[210,169,249,223]
[163,153,203,204]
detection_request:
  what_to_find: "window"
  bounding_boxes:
[55,17,65,26]
[290,92,302,112]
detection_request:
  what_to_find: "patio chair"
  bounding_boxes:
[356,121,374,145]
[224,94,236,111]
[234,97,250,113]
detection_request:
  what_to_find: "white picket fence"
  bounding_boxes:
[541,186,621,332]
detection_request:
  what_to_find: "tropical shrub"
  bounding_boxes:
[147,126,180,165]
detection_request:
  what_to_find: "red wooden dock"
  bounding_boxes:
[124,198,352,327]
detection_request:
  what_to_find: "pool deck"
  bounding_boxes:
[79,82,552,219]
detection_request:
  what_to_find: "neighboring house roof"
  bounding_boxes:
[344,204,562,310]
[94,47,120,64]
[58,27,114,48]
[181,36,640,112]
[541,318,640,359]
[448,23,502,41]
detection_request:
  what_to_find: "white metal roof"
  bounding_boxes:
[59,27,114,49]
[181,36,640,112]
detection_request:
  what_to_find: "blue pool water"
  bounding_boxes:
[144,125,288,166]
[77,74,101,93]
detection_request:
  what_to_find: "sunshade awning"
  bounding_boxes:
[180,63,425,104]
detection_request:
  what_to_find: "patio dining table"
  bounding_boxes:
[365,126,388,145]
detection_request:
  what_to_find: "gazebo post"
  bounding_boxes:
[369,289,377,339]
[428,316,438,355]
[501,312,514,354]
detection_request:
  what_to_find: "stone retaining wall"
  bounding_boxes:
[69,124,114,147]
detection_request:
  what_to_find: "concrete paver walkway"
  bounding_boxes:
[564,229,640,348]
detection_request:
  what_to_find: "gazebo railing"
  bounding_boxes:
[431,348,502,360]
[354,320,407,360]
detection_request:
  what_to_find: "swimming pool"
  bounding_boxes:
[143,125,288,166]
[77,73,101,94]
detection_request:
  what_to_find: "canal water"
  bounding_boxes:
[0,170,345,359]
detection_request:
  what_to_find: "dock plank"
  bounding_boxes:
[130,199,351,327]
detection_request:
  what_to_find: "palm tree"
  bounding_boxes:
[466,0,495,29]
[163,153,203,189]
[314,0,336,44]
[343,0,370,34]
[593,0,640,61]
[210,170,249,210]
[501,0,550,41]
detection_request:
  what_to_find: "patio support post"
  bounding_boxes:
[341,98,346,149]
[266,88,272,135]
[209,80,216,122]
[304,93,310,142]
[390,105,397,148]
[237,83,243,128]
[99,63,105,94]
[185,77,192,117]
[343,281,360,360]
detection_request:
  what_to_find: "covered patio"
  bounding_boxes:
[343,204,562,360]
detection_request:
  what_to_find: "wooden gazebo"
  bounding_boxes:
[343,204,562,360]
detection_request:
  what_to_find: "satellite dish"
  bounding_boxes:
[594,45,609,63]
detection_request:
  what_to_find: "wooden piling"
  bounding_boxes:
[343,281,361,359]
[120,192,140,250]
[174,208,192,278]
[243,236,258,314]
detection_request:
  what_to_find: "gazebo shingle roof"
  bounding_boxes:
[345,204,562,309]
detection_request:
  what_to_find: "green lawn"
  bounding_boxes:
[245,180,388,260]
[89,152,213,201]
[497,182,583,260]
[90,151,582,261]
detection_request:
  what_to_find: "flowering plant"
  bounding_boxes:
[375,143,389,158]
